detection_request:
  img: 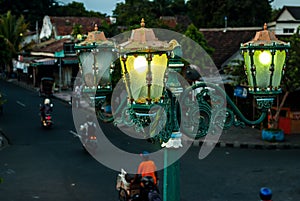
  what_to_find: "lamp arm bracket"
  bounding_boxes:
[181,82,269,139]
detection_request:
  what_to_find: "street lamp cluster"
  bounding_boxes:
[75,19,290,201]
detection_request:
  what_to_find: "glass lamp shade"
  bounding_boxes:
[240,23,290,95]
[74,25,115,92]
[120,53,168,104]
[242,48,287,94]
[77,47,114,91]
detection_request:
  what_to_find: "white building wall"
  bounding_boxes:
[275,22,300,35]
[39,16,53,40]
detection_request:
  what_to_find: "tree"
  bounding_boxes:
[187,0,273,28]
[0,0,57,30]
[180,24,215,81]
[0,11,28,73]
[0,0,107,31]
[269,27,300,129]
[184,24,214,55]
[113,0,158,29]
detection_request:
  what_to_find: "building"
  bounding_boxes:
[19,15,110,89]
[269,6,300,36]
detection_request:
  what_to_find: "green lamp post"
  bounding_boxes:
[74,24,116,122]
[114,21,290,201]
[115,19,183,201]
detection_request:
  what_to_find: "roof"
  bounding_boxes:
[159,15,192,29]
[49,16,108,36]
[31,38,71,53]
[200,27,261,68]
[286,6,300,20]
[160,16,177,28]
[276,6,300,21]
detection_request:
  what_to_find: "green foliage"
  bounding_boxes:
[71,24,83,38]
[0,0,107,30]
[0,35,11,67]
[282,27,300,93]
[113,0,157,29]
[184,24,214,55]
[0,11,28,72]
[187,0,272,28]
[179,24,215,70]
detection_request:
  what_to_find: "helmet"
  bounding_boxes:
[44,98,50,104]
[140,176,154,189]
[259,187,272,200]
[140,151,150,160]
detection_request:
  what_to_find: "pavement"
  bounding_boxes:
[1,79,300,150]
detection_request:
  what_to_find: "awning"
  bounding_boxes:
[63,58,78,65]
[33,58,57,65]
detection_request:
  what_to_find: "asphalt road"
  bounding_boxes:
[1,80,300,201]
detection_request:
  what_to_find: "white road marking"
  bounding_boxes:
[16,101,26,107]
[69,130,80,138]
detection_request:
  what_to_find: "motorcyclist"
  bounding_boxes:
[136,151,158,186]
[80,115,97,144]
[40,98,53,125]
[72,85,81,108]
[131,151,160,201]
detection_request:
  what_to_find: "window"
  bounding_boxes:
[283,28,294,34]
[63,43,75,54]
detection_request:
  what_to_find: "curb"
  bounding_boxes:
[191,139,300,150]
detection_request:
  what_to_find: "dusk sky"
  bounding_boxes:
[61,0,300,16]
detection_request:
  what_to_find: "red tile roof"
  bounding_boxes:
[200,27,261,68]
[32,38,70,53]
[49,16,108,36]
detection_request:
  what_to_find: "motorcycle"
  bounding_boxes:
[78,123,98,154]
[40,99,53,128]
[82,133,98,153]
[42,113,53,128]
[116,169,161,201]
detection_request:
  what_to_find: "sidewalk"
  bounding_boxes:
[1,79,300,150]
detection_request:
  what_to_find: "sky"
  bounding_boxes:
[61,0,300,16]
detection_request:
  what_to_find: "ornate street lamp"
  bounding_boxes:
[115,19,181,135]
[241,23,290,96]
[74,24,116,122]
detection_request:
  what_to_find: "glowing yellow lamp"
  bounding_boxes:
[259,51,272,65]
[240,23,290,94]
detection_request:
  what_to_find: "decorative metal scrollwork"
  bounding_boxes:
[181,82,270,139]
[113,81,272,141]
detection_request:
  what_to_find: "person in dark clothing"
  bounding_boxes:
[40,98,53,124]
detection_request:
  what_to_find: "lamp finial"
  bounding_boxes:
[140,18,145,28]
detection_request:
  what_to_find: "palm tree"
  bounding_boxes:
[0,11,28,73]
